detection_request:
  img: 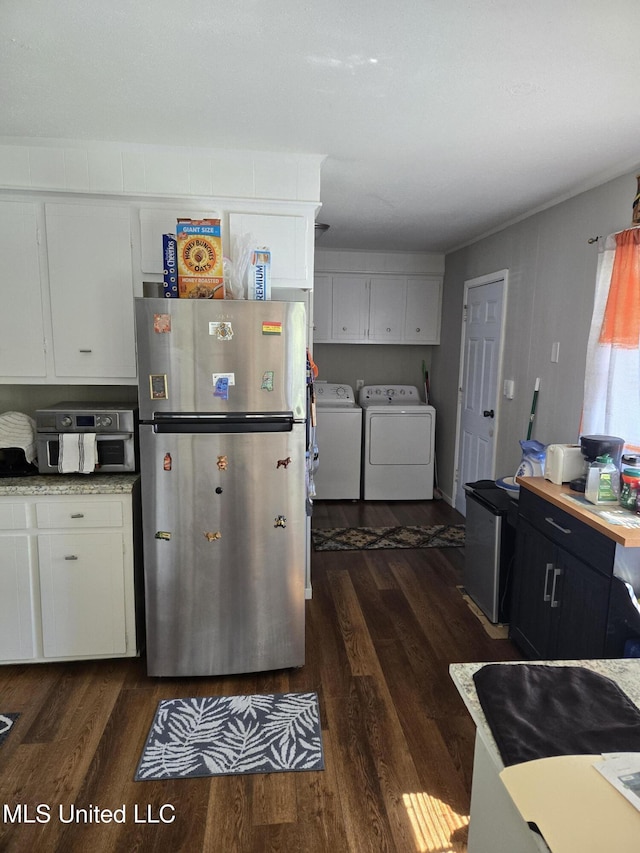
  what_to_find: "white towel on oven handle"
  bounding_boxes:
[57,433,97,474]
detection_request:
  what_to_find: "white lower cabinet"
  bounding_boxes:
[0,489,140,665]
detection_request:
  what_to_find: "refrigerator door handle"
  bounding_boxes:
[150,414,295,434]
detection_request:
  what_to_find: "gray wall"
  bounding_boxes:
[431,169,638,504]
[313,343,433,395]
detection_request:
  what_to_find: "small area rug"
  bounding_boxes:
[135,692,324,781]
[312,524,465,552]
[0,713,19,747]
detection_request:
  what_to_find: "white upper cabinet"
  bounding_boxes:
[46,203,136,379]
[228,212,310,287]
[312,274,333,343]
[139,208,313,290]
[0,201,47,377]
[332,275,369,341]
[404,276,442,344]
[369,277,406,343]
[315,273,442,344]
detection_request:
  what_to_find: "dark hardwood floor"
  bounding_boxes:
[0,499,519,852]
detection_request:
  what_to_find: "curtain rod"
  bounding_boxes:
[588,224,640,244]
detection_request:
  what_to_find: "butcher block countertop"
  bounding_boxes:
[0,473,140,496]
[517,476,640,548]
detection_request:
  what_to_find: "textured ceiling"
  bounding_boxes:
[2,0,640,252]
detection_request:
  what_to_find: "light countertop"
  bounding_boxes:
[517,476,640,547]
[0,473,140,496]
[450,659,640,768]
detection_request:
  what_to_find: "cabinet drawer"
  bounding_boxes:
[36,501,123,529]
[518,489,615,575]
[0,503,30,530]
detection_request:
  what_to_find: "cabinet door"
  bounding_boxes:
[0,201,47,378]
[38,532,127,658]
[332,275,369,341]
[45,203,136,379]
[0,536,36,661]
[404,276,442,344]
[228,212,309,287]
[553,549,610,659]
[509,518,556,658]
[368,277,406,343]
[312,274,333,342]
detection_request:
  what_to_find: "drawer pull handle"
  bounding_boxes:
[64,555,78,561]
[79,349,93,353]
[70,513,85,519]
[545,516,571,534]
[550,567,562,608]
[543,562,554,601]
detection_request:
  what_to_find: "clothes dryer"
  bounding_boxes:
[359,385,435,500]
[314,382,362,500]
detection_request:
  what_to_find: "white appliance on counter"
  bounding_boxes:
[314,382,362,500]
[359,385,435,500]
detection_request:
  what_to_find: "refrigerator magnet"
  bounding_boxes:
[214,376,229,400]
[274,515,287,528]
[153,313,172,333]
[262,321,282,336]
[261,371,274,391]
[204,531,222,542]
[217,455,228,471]
[209,321,233,340]
[277,457,292,469]
[155,531,171,540]
[149,374,168,400]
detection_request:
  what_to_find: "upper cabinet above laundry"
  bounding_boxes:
[313,273,442,344]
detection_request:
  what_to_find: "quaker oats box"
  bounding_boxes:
[162,234,178,298]
[176,218,224,298]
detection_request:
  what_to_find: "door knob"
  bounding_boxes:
[483,409,495,418]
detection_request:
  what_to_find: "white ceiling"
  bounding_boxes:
[3,1,640,252]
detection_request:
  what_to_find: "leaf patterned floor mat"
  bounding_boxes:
[135,692,324,780]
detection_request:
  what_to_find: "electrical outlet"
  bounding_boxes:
[356,379,365,390]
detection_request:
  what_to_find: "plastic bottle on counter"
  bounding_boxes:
[620,454,640,511]
[585,454,619,505]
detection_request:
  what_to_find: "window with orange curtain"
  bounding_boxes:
[582,227,640,452]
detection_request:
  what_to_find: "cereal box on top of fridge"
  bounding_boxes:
[162,234,178,298]
[176,218,224,298]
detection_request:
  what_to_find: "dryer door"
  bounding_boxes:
[368,412,433,465]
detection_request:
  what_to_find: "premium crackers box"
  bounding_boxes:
[248,248,271,300]
[162,234,178,298]
[176,218,224,298]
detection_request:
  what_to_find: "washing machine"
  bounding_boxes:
[314,382,362,500]
[359,385,436,500]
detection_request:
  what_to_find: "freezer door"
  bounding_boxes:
[139,423,306,676]
[135,298,306,420]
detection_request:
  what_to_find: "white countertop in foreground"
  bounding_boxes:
[450,659,640,767]
[0,473,140,496]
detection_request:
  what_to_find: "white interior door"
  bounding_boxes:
[454,272,507,515]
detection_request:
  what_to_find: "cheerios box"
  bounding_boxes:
[176,218,224,298]
[162,234,178,298]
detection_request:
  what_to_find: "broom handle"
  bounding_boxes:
[526,378,540,440]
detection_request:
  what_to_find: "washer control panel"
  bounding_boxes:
[315,382,356,406]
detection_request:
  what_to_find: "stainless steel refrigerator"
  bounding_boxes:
[134,297,307,677]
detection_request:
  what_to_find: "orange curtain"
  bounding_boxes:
[599,228,640,348]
